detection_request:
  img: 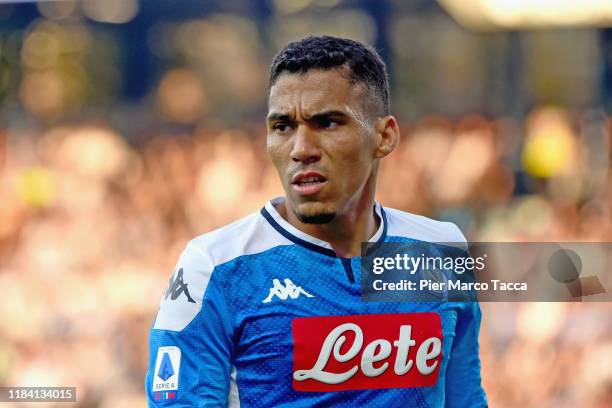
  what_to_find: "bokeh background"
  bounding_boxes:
[0,0,611,407]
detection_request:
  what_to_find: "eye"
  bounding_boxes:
[272,122,292,133]
[317,117,340,129]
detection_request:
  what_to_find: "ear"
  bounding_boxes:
[373,115,400,159]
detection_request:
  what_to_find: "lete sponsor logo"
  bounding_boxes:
[292,313,443,392]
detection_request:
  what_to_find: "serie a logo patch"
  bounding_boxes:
[292,313,443,392]
[152,346,181,400]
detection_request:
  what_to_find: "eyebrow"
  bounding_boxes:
[308,110,349,121]
[267,112,293,123]
[266,110,349,123]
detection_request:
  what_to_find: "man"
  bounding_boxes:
[146,35,488,407]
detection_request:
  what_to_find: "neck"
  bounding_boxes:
[280,180,380,258]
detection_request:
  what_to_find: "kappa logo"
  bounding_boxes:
[262,278,314,303]
[164,268,195,303]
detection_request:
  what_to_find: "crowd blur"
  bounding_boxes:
[0,108,611,407]
[0,1,611,407]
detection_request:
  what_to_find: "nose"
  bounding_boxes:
[290,124,321,164]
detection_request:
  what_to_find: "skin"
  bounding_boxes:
[266,67,400,257]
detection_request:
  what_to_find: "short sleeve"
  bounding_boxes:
[145,242,235,407]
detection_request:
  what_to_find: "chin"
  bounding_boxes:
[293,200,337,224]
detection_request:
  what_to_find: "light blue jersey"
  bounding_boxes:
[146,198,487,407]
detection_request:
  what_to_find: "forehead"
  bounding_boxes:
[268,68,365,114]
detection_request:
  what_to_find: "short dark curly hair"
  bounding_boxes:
[269,35,390,116]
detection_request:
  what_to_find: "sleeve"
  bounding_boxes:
[443,223,488,407]
[145,242,235,407]
[444,301,488,408]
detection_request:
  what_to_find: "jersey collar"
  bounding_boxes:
[260,197,387,258]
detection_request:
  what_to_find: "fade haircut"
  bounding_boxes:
[268,35,390,116]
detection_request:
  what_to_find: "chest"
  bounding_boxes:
[218,251,462,388]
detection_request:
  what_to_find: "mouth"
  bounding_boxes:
[291,172,327,196]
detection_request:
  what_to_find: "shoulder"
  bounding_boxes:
[383,206,467,245]
[153,209,293,331]
[186,209,293,267]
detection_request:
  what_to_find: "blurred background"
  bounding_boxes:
[0,0,611,407]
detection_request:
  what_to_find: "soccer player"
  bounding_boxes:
[146,35,488,407]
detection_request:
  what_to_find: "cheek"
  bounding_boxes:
[335,144,373,185]
[338,126,375,158]
[267,137,289,171]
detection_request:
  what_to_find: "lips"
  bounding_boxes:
[291,171,327,196]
